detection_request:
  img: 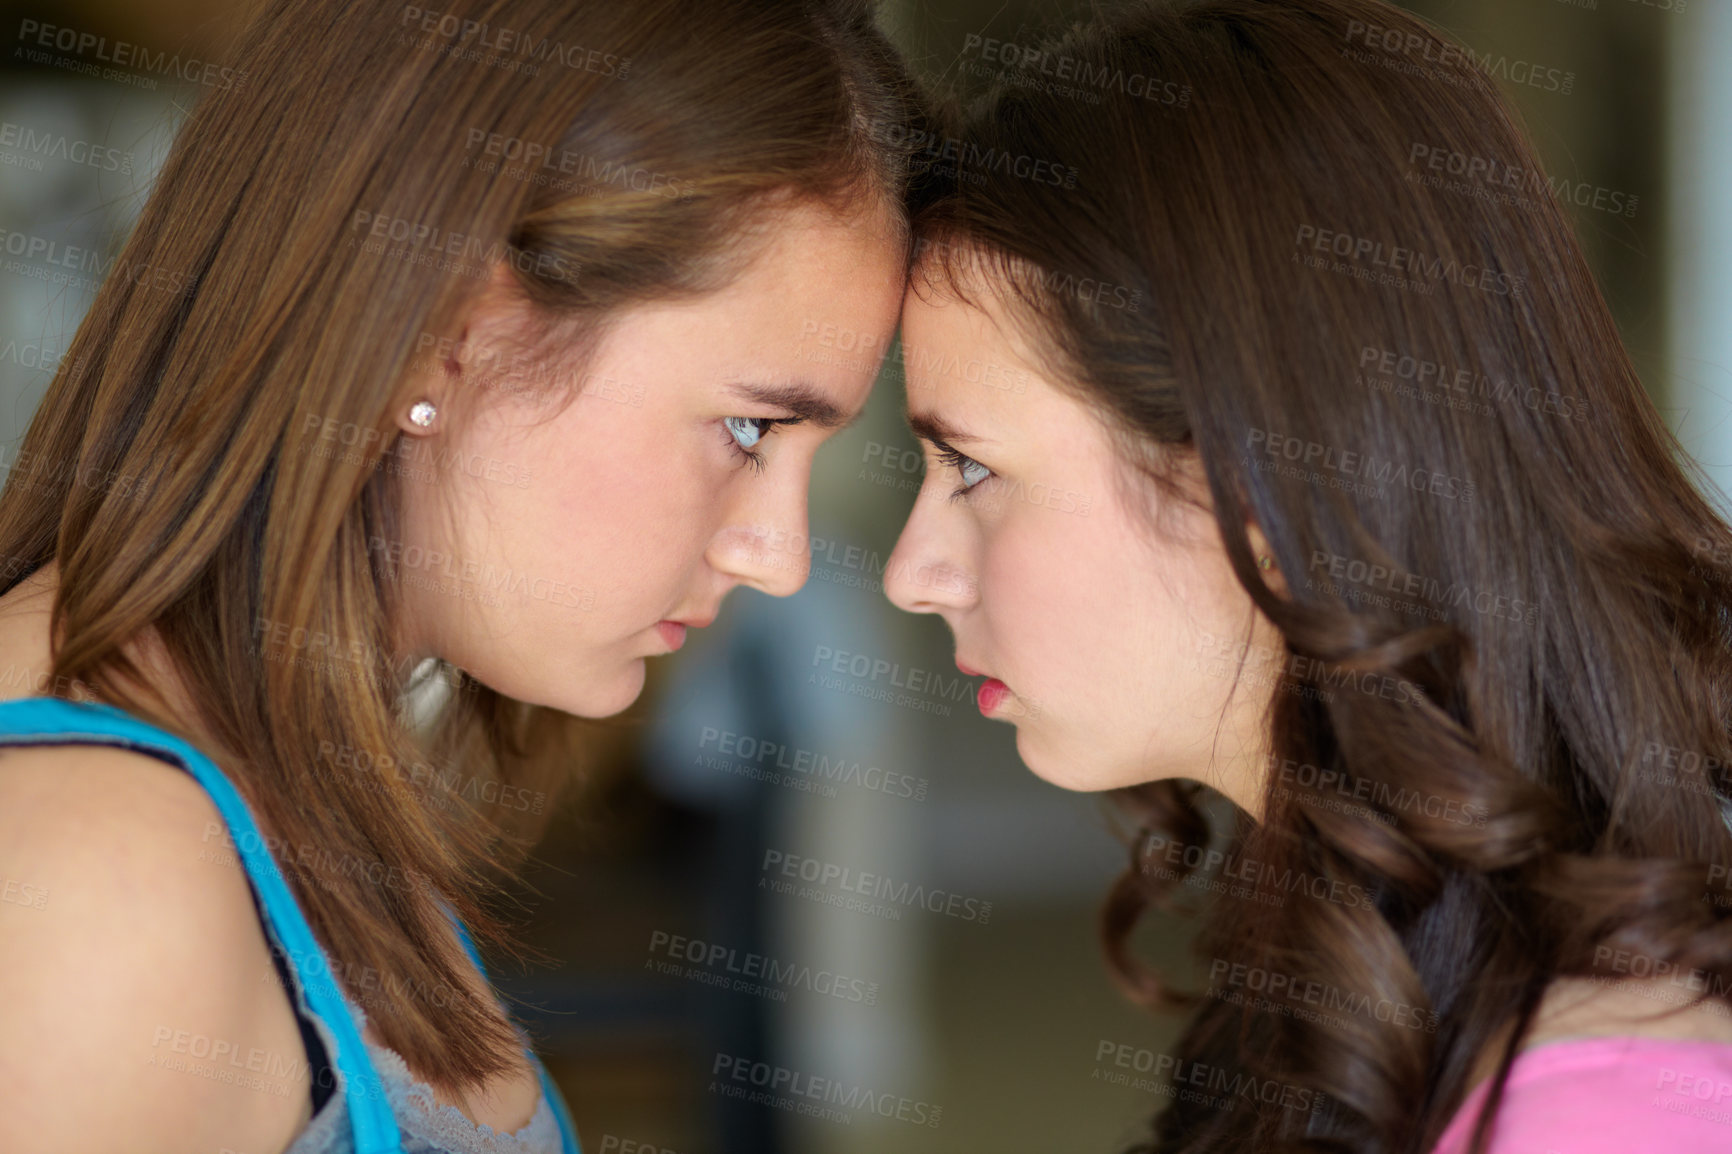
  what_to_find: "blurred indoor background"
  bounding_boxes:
[0,0,1725,1151]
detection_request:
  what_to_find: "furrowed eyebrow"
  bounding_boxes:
[906,409,993,448]
[724,380,859,430]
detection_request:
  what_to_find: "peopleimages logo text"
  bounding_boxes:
[760,850,992,923]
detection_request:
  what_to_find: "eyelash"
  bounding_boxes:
[723,416,798,472]
[934,444,992,500]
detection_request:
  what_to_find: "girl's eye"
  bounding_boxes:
[722,416,790,472]
[725,416,773,450]
[936,445,993,498]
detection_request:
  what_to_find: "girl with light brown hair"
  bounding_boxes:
[0,1,926,1151]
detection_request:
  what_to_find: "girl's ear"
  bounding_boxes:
[1245,519,1289,599]
[392,261,525,438]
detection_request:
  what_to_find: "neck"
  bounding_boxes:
[0,559,199,734]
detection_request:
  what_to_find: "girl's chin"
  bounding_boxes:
[544,659,647,720]
[1014,728,1146,793]
[1013,726,1082,790]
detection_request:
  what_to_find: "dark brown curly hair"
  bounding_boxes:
[909,1,1732,1151]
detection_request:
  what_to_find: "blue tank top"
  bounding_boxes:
[0,695,583,1154]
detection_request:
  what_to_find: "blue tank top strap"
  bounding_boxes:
[2,693,586,1154]
[0,695,403,1154]
[446,914,584,1154]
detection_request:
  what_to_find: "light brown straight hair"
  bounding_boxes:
[0,0,928,1088]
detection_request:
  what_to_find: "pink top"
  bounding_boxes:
[1429,1035,1732,1153]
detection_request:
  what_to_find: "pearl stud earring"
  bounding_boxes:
[408,399,438,428]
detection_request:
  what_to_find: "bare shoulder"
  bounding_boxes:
[0,743,251,900]
[1531,972,1732,1047]
[0,739,230,824]
[1465,967,1732,1096]
[0,744,313,1153]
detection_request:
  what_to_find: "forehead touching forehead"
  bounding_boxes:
[902,236,1204,520]
[901,238,1072,419]
[904,238,1072,378]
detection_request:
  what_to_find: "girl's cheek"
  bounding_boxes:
[982,538,1055,646]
